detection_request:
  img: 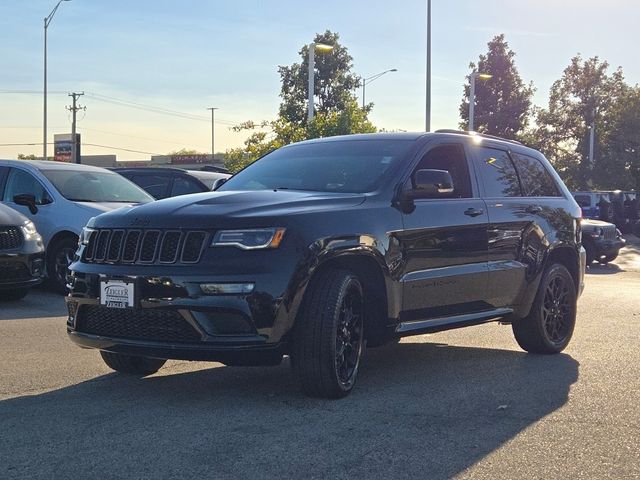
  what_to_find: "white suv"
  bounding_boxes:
[0,160,153,292]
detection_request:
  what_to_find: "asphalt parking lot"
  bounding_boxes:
[1,238,639,480]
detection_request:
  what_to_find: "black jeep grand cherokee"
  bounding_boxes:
[67,131,586,398]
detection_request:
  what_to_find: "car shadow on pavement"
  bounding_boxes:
[0,341,579,479]
[0,289,67,321]
[586,263,625,275]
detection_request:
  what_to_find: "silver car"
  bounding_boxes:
[0,160,153,292]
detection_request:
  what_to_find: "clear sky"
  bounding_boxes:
[1,0,638,160]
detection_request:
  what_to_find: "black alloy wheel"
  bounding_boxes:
[47,236,78,294]
[512,263,577,354]
[292,269,365,399]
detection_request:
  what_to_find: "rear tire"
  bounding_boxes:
[100,351,166,376]
[512,263,576,354]
[583,240,595,265]
[0,287,30,301]
[291,269,364,399]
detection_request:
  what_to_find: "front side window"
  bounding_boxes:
[412,144,472,198]
[573,195,591,208]
[3,168,52,205]
[511,152,561,197]
[131,174,172,199]
[171,177,204,197]
[218,140,415,194]
[474,147,522,198]
[42,170,153,203]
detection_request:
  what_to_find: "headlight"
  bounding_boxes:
[20,221,40,241]
[80,227,96,246]
[211,228,286,250]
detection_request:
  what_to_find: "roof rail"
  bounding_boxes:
[434,129,523,146]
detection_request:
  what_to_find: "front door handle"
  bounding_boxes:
[464,207,484,217]
[526,205,542,214]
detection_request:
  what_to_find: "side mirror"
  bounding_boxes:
[212,178,228,191]
[13,194,38,214]
[411,169,454,198]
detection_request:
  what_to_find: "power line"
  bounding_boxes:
[83,143,163,156]
[77,126,209,150]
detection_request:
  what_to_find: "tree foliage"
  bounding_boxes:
[533,55,626,189]
[459,34,534,139]
[224,31,375,173]
[278,30,364,125]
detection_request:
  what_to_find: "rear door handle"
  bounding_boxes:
[464,207,484,217]
[526,205,542,214]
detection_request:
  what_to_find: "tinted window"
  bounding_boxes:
[42,170,152,203]
[475,147,522,197]
[511,153,561,197]
[218,140,414,194]
[413,144,472,198]
[131,174,172,199]
[3,169,52,205]
[171,177,204,197]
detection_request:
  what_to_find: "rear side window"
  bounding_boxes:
[474,147,522,198]
[511,153,561,197]
[171,177,205,197]
[131,174,172,199]
[574,195,591,207]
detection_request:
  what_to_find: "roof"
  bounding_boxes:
[0,159,113,172]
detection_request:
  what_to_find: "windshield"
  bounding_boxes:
[218,139,414,194]
[43,170,153,203]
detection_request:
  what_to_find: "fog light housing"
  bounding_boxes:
[200,283,255,295]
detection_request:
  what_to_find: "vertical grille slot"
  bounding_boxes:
[122,230,141,262]
[139,230,161,263]
[181,231,206,263]
[107,230,125,261]
[159,231,182,263]
[84,230,98,260]
[94,230,111,261]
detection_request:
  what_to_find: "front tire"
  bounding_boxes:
[100,351,166,376]
[600,253,618,263]
[291,269,365,399]
[47,236,78,294]
[512,263,577,354]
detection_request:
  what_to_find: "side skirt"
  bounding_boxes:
[395,307,513,336]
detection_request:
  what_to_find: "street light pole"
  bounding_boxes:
[43,0,70,161]
[207,107,218,161]
[425,0,431,132]
[361,69,398,109]
[468,71,492,131]
[307,42,334,122]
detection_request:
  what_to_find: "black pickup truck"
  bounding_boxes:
[66,131,585,398]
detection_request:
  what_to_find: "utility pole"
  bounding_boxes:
[67,92,85,164]
[207,107,218,161]
[425,0,431,132]
[588,108,596,165]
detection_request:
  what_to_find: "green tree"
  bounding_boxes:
[459,34,534,139]
[278,30,364,125]
[17,154,39,160]
[534,55,625,189]
[600,85,640,189]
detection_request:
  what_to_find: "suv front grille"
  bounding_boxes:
[77,305,201,343]
[0,227,23,250]
[602,225,617,241]
[83,229,207,265]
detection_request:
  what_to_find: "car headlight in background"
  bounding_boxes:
[211,228,286,250]
[79,227,96,246]
[20,221,41,241]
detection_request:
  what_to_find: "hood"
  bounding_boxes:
[90,190,365,229]
[581,218,614,228]
[0,202,29,226]
[75,201,140,215]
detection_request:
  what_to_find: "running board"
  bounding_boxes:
[396,308,513,335]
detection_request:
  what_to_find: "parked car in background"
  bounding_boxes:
[573,191,612,220]
[580,218,625,265]
[0,160,153,292]
[0,202,45,300]
[113,167,231,200]
[573,191,639,234]
[67,131,585,399]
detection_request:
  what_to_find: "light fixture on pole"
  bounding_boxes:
[207,107,218,161]
[468,71,492,131]
[43,0,71,161]
[307,42,334,122]
[361,69,398,109]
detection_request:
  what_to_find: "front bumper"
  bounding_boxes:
[0,252,45,290]
[593,237,626,257]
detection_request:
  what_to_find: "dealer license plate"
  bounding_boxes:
[100,279,135,309]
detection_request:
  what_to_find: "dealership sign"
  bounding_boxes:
[54,133,80,163]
